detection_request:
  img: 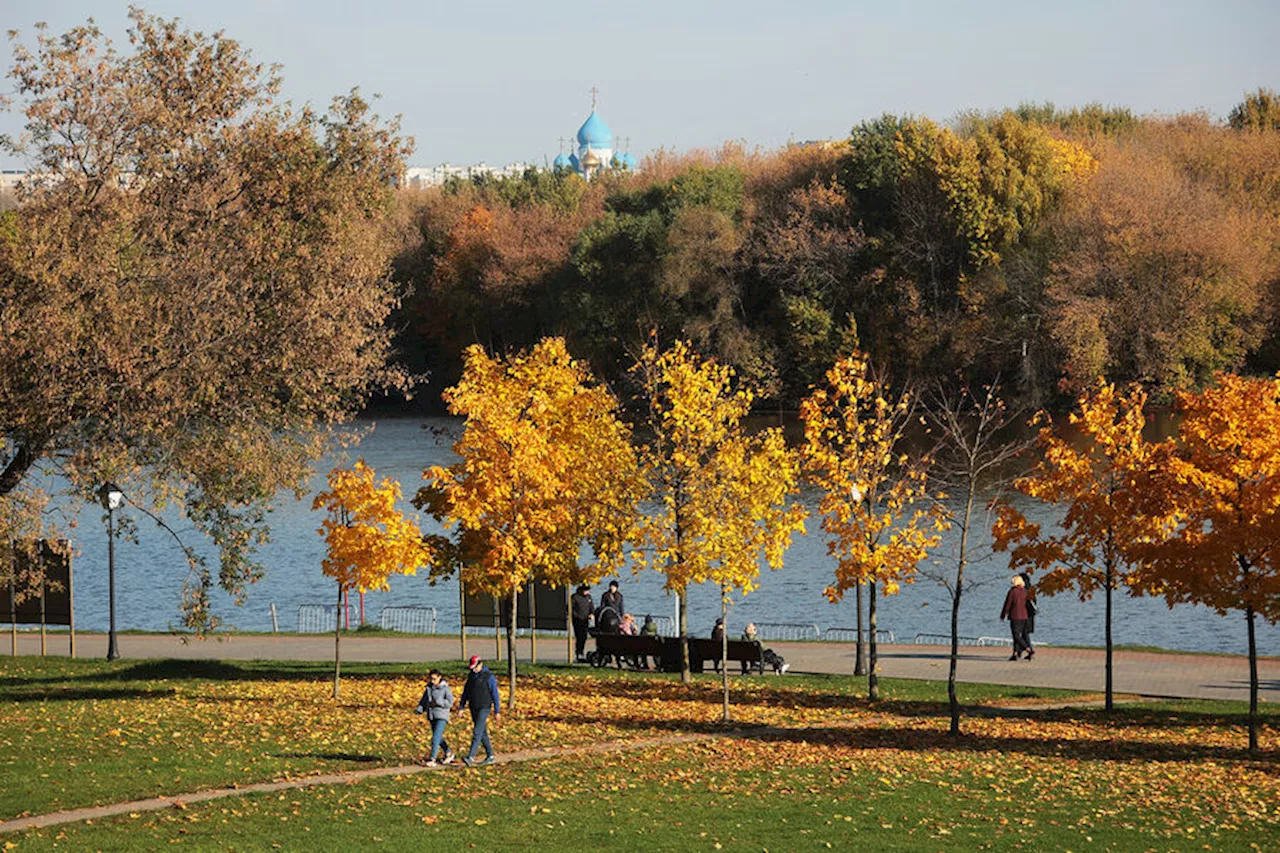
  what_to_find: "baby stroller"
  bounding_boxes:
[586,606,622,668]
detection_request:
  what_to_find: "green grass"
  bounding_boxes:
[2,656,1276,851]
[8,741,1278,852]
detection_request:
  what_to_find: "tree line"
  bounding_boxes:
[392,91,1280,411]
[318,331,1278,754]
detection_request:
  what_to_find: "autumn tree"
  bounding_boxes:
[925,380,1032,735]
[1229,88,1280,132]
[992,382,1164,710]
[631,339,805,696]
[313,461,430,698]
[0,10,411,626]
[418,337,641,711]
[1046,136,1272,395]
[801,354,942,700]
[1128,373,1280,753]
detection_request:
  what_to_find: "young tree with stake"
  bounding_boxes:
[313,461,431,698]
[419,338,641,711]
[992,381,1164,711]
[801,354,942,701]
[631,339,805,695]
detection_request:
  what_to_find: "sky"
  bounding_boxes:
[1,0,1277,170]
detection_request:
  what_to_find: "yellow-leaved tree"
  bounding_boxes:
[801,354,943,702]
[418,337,642,711]
[1128,373,1280,753]
[313,460,431,698]
[631,339,806,706]
[992,381,1165,711]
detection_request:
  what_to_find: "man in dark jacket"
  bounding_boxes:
[459,655,501,765]
[571,584,594,662]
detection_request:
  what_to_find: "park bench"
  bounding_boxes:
[687,637,765,674]
[589,634,667,670]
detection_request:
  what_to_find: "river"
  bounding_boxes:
[40,417,1280,656]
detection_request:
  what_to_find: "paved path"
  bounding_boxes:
[12,631,1278,703]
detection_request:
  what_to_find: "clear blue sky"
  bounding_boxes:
[1,0,1276,169]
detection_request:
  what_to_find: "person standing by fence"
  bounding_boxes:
[1000,575,1035,661]
[459,655,500,766]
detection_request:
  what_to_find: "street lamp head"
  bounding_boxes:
[98,483,124,511]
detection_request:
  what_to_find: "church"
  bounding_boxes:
[554,91,638,179]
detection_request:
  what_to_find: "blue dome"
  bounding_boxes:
[621,152,638,170]
[610,153,624,169]
[553,153,572,170]
[568,152,581,171]
[576,111,613,148]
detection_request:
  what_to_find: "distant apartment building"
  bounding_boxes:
[401,161,537,189]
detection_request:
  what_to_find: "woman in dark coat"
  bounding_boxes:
[999,575,1034,661]
[1019,571,1037,636]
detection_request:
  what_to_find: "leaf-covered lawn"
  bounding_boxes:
[2,656,1276,851]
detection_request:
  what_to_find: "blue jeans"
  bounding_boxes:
[429,718,450,761]
[467,708,494,760]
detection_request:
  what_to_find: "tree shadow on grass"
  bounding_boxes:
[0,658,425,690]
[739,723,1280,768]
[2,686,177,703]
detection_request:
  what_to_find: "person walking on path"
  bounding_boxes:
[413,669,456,767]
[571,584,594,663]
[1000,575,1035,661]
[459,655,501,766]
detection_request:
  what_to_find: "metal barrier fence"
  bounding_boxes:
[824,627,896,644]
[754,622,821,641]
[649,615,675,636]
[914,633,1013,647]
[378,606,438,634]
[297,604,337,634]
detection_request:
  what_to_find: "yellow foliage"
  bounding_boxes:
[312,460,431,593]
[800,354,942,600]
[423,337,642,596]
[629,340,806,598]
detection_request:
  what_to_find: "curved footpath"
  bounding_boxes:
[11,632,1277,703]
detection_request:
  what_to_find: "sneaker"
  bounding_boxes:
[462,755,475,767]
[481,755,496,765]
[443,751,456,765]
[413,757,436,767]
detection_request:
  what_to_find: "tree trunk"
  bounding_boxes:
[507,585,518,713]
[948,563,964,736]
[854,581,866,676]
[1247,605,1258,755]
[948,480,976,735]
[1105,562,1114,712]
[332,579,342,699]
[721,587,730,722]
[0,439,44,498]
[679,591,690,684]
[868,581,878,702]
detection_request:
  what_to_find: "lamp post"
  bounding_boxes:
[98,483,123,661]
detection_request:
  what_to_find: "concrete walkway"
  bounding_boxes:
[12,631,1277,703]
